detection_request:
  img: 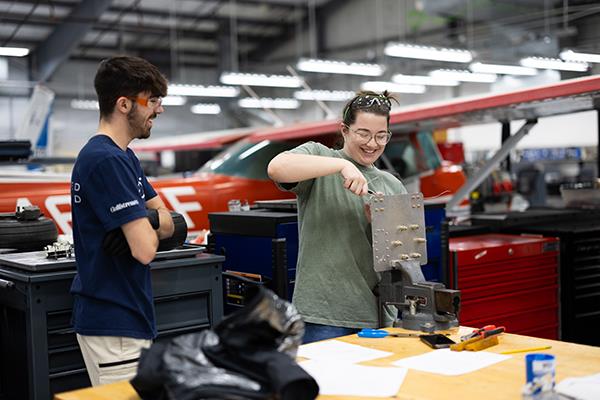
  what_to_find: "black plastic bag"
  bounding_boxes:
[131,286,318,400]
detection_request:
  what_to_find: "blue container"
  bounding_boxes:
[525,353,555,394]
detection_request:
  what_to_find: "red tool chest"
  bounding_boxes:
[449,234,560,339]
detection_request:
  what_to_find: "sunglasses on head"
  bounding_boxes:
[343,94,392,121]
[352,95,392,110]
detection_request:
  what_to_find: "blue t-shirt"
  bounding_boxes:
[70,134,158,339]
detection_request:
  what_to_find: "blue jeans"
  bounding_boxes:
[302,322,360,344]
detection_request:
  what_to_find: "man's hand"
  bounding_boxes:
[155,207,174,239]
[340,161,368,196]
[103,209,161,257]
[147,208,160,229]
[102,228,130,256]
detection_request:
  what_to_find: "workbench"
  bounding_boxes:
[54,327,600,400]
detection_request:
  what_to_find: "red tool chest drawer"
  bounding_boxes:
[450,234,560,339]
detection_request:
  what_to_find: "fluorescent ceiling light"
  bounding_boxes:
[391,74,459,86]
[469,62,538,76]
[560,49,600,64]
[360,81,426,94]
[220,72,302,88]
[296,58,384,76]
[429,69,497,83]
[162,96,187,106]
[238,98,300,109]
[70,99,99,110]
[0,47,29,57]
[168,84,239,97]
[190,103,221,114]
[520,57,588,72]
[294,90,355,101]
[384,42,472,63]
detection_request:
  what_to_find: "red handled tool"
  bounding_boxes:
[461,325,506,341]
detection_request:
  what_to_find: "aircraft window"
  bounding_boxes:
[382,139,418,179]
[416,131,442,170]
[200,140,298,180]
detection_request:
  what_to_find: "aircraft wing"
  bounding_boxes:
[130,127,256,152]
[247,75,600,142]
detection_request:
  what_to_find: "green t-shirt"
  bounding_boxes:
[280,141,407,328]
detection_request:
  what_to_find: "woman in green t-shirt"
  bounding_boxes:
[268,91,407,343]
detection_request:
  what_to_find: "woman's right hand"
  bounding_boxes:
[340,161,369,196]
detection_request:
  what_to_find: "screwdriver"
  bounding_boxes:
[358,329,422,338]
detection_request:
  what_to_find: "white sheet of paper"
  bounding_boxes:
[300,359,408,397]
[392,348,511,375]
[298,339,393,363]
[555,372,600,400]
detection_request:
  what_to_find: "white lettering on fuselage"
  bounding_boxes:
[159,186,203,229]
[45,195,73,235]
[14,185,203,234]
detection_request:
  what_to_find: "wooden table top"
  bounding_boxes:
[55,327,600,400]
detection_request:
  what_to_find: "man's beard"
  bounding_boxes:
[127,104,154,139]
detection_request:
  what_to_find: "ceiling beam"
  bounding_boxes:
[0,13,279,41]
[246,0,340,62]
[32,0,112,82]
[68,54,217,69]
[8,0,291,29]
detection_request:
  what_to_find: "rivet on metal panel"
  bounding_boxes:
[392,240,403,246]
[410,253,421,258]
[414,237,427,243]
[400,254,410,260]
[410,224,419,230]
[508,248,514,255]
[397,225,408,231]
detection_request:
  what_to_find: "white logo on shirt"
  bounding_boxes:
[109,199,139,213]
[138,177,145,199]
[72,182,81,204]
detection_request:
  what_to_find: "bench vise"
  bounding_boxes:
[370,193,460,332]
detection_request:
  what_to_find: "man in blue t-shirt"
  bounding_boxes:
[70,56,175,386]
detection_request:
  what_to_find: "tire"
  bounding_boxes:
[157,212,188,252]
[0,216,58,251]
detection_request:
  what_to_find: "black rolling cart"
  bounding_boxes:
[0,247,224,400]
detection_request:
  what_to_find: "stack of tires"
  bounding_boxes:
[0,206,58,251]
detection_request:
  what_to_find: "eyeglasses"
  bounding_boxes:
[345,125,392,145]
[130,96,163,108]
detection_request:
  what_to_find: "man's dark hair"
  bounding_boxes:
[94,56,168,119]
[341,90,398,127]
